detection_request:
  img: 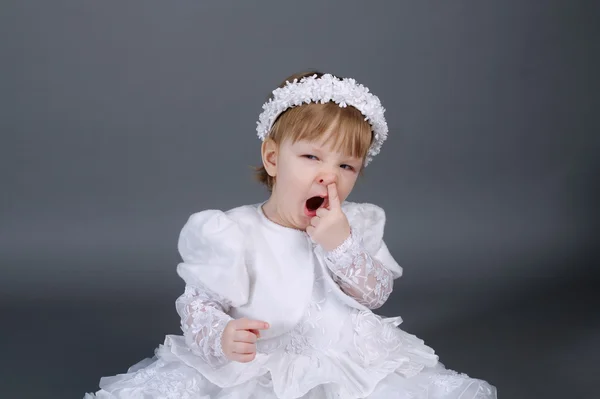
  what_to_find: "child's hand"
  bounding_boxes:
[221,318,270,363]
[306,183,351,252]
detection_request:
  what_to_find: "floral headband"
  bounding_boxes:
[255,74,388,166]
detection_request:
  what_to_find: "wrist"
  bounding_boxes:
[324,229,355,260]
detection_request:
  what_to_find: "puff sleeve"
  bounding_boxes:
[323,203,403,309]
[174,210,249,368]
[176,210,249,307]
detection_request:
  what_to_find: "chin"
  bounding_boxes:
[296,218,310,231]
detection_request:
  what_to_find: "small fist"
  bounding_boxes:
[306,183,351,251]
[221,318,270,363]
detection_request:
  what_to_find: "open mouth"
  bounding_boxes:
[305,196,327,216]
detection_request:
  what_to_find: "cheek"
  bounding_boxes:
[285,162,310,183]
[276,162,306,191]
[339,175,358,198]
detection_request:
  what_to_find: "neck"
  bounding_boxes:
[262,193,283,224]
[262,193,302,231]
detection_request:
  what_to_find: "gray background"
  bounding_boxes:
[1,1,598,398]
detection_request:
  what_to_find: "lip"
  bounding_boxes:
[304,203,315,218]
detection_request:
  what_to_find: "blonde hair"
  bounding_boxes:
[255,71,374,191]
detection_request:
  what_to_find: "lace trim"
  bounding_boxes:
[175,285,234,368]
[324,230,393,309]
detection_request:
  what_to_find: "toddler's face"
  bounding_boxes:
[265,134,363,230]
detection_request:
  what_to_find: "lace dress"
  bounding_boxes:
[85,202,497,399]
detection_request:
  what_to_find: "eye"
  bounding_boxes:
[340,164,356,172]
[303,154,319,160]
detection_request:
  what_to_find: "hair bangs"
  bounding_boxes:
[321,104,373,160]
[270,102,373,160]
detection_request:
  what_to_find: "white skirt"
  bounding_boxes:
[85,314,496,399]
[86,273,496,398]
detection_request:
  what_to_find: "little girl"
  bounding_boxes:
[85,71,497,398]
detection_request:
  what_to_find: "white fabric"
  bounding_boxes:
[85,202,497,399]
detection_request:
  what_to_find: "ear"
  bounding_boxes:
[261,138,278,177]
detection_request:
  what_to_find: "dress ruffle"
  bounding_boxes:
[90,307,442,399]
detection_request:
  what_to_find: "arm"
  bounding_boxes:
[175,284,233,368]
[323,230,394,309]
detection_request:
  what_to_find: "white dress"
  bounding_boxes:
[85,202,497,399]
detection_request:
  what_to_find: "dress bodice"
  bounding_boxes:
[256,248,353,356]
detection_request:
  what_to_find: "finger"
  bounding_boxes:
[327,183,340,209]
[234,318,270,331]
[232,352,256,363]
[248,328,261,339]
[306,225,315,236]
[232,342,256,355]
[233,330,257,343]
[310,216,320,227]
[315,208,329,218]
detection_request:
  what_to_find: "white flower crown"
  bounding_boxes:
[255,73,388,166]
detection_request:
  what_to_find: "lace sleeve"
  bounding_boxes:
[175,284,234,368]
[323,230,394,309]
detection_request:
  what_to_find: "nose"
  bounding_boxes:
[317,171,337,186]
